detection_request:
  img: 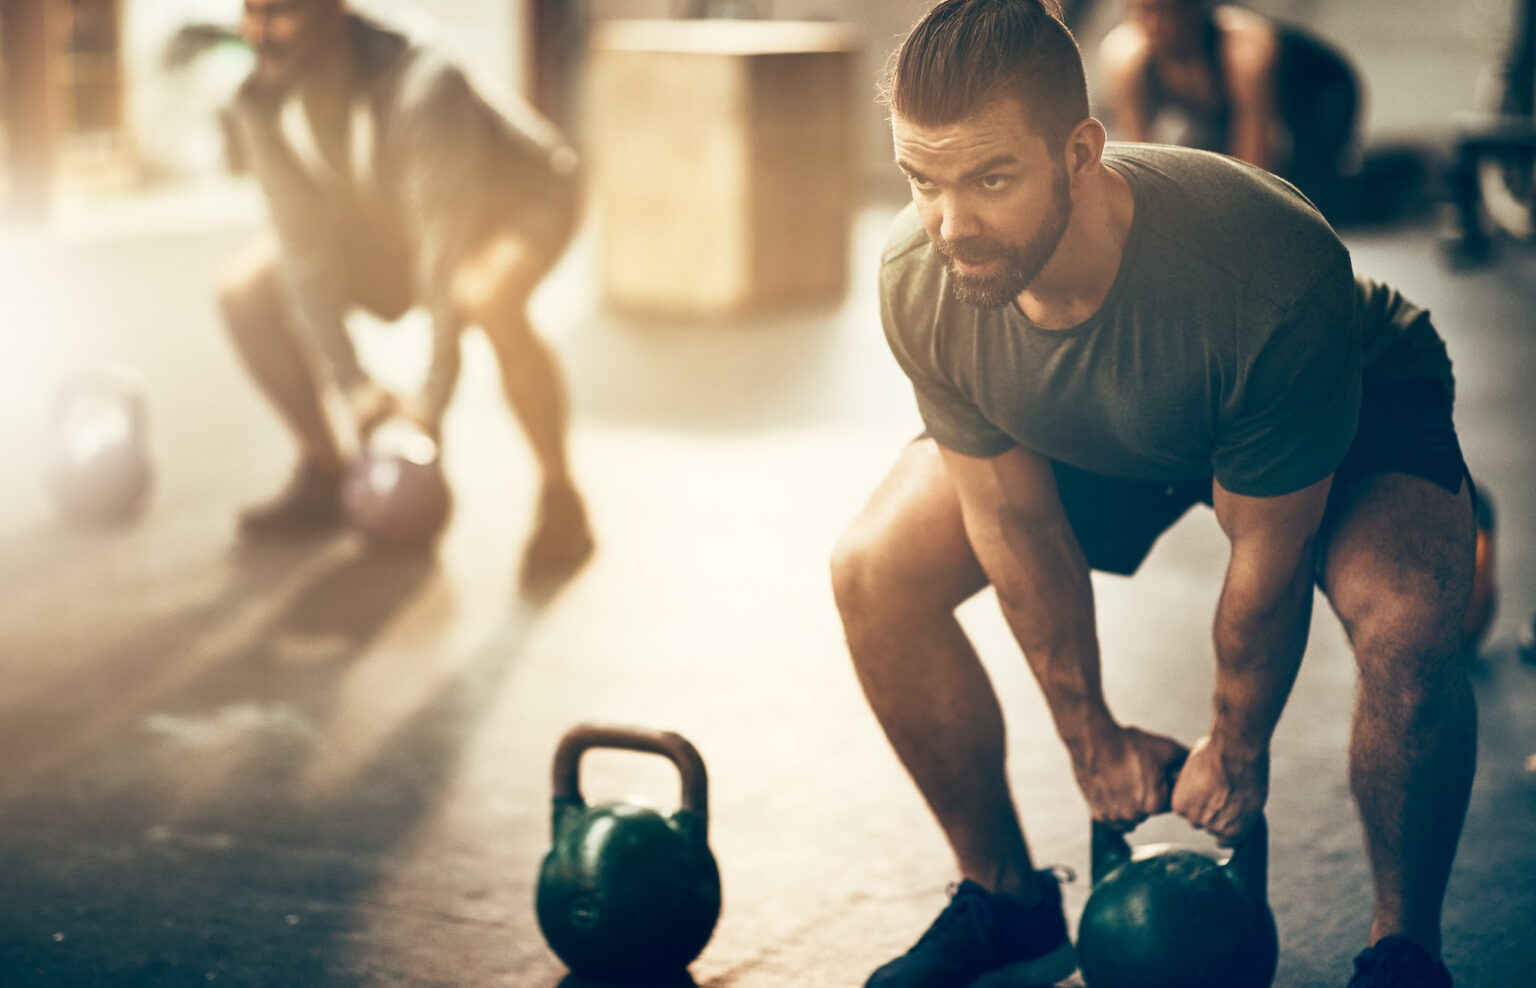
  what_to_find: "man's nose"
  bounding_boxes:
[939,196,982,244]
[243,16,269,48]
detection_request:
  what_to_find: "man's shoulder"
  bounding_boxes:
[878,205,957,356]
[1214,4,1280,59]
[358,15,460,100]
[335,12,477,117]
[879,204,946,311]
[1215,6,1281,99]
[880,204,936,275]
[1106,143,1349,304]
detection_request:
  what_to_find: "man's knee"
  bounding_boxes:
[830,521,886,622]
[833,443,986,626]
[1347,590,1474,721]
[830,509,972,628]
[452,233,547,331]
[1325,475,1476,680]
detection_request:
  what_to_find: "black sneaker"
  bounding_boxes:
[867,872,1076,988]
[237,461,342,536]
[1346,937,1453,988]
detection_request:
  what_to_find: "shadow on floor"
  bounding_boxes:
[0,533,547,987]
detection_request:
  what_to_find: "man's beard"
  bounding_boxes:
[253,45,304,87]
[938,167,1073,309]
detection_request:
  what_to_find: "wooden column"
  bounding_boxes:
[1,0,54,222]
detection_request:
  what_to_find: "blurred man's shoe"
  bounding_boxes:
[237,460,342,537]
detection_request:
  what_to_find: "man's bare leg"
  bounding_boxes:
[455,234,591,573]
[218,237,345,533]
[218,237,343,471]
[831,439,1046,901]
[1319,473,1478,958]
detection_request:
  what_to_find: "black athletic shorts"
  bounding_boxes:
[1050,377,1470,576]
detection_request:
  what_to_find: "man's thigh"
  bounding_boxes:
[1315,378,1476,659]
[343,234,416,322]
[846,441,1210,601]
[838,438,989,612]
[1316,473,1474,664]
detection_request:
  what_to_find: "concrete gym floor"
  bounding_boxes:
[2,5,1535,988]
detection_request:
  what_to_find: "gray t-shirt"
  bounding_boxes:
[880,143,1453,498]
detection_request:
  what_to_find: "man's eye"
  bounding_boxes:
[980,174,1009,190]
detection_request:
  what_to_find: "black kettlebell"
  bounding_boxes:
[47,370,153,525]
[536,723,721,982]
[1077,813,1278,988]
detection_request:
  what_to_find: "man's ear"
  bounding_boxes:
[1065,117,1107,179]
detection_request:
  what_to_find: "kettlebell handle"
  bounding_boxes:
[551,723,710,835]
[1091,814,1268,903]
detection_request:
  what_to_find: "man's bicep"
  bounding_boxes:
[1212,474,1332,578]
[1224,35,1280,167]
[1225,28,1280,101]
[939,446,1094,621]
[938,445,1066,535]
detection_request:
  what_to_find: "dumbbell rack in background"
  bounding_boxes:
[1445,0,1536,261]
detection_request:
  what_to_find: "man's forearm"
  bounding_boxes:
[985,514,1117,748]
[416,301,464,428]
[1209,544,1315,755]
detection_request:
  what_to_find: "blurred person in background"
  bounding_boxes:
[1097,0,1494,613]
[218,0,591,574]
[1097,0,1366,221]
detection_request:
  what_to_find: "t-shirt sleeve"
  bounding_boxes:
[1212,262,1362,496]
[879,254,1016,458]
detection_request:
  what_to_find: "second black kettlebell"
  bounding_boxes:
[1077,813,1279,988]
[535,723,721,983]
